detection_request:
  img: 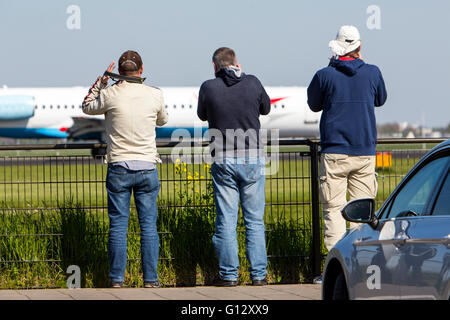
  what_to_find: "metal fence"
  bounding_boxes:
[0,138,446,288]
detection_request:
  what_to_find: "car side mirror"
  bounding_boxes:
[341,198,378,229]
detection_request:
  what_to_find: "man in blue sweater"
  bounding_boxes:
[307,26,387,258]
[198,47,271,286]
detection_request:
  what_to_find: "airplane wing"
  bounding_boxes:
[67,116,106,141]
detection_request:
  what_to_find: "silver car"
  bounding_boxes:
[322,139,450,300]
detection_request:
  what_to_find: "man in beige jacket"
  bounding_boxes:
[82,50,168,288]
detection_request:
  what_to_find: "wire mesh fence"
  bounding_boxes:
[0,139,445,288]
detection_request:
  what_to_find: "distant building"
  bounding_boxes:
[406,131,415,139]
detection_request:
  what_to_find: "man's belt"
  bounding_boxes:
[103,71,146,84]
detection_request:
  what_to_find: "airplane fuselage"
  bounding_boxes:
[0,85,320,140]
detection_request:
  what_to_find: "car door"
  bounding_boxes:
[349,220,401,299]
[350,153,449,299]
[396,161,450,299]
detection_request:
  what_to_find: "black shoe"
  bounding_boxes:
[313,276,323,284]
[110,281,123,288]
[144,281,162,288]
[214,278,238,287]
[252,278,268,286]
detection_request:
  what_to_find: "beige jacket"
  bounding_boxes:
[82,77,168,163]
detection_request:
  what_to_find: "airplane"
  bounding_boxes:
[0,84,320,146]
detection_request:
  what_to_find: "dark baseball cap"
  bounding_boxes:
[118,50,143,73]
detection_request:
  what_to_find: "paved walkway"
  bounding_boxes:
[0,284,321,300]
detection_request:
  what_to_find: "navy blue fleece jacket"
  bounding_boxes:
[307,58,387,155]
[197,68,270,156]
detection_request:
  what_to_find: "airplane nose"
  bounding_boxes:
[0,95,35,120]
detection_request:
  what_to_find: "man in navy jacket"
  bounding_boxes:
[307,26,387,266]
[198,47,270,286]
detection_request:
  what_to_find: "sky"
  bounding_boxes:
[0,0,449,127]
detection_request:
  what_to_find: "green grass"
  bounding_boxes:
[0,200,312,288]
[0,155,420,210]
[0,157,315,288]
[0,144,437,288]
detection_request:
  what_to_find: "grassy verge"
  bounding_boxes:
[0,199,313,288]
[0,145,433,288]
[0,160,314,289]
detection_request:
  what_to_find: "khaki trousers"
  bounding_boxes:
[319,153,378,251]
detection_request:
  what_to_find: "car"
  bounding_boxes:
[322,139,450,300]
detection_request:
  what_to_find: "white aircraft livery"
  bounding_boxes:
[0,85,320,141]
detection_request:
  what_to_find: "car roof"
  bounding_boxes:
[426,139,450,158]
[433,138,450,148]
[408,139,449,174]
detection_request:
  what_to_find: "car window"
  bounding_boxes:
[431,170,450,216]
[386,156,448,218]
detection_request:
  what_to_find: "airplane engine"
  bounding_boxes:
[0,95,35,120]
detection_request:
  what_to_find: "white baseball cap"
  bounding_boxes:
[328,25,361,56]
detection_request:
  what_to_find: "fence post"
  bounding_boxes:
[308,140,322,278]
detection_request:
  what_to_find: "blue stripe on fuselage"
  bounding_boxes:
[155,127,209,139]
[0,127,208,139]
[0,128,68,139]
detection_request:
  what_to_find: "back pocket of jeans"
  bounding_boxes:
[106,171,128,193]
[108,165,127,175]
[141,171,160,193]
[245,163,262,182]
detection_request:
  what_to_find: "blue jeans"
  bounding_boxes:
[211,157,267,281]
[106,164,160,283]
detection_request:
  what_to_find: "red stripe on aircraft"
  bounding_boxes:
[270,97,287,104]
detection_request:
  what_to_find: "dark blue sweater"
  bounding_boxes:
[307,58,387,155]
[197,68,270,156]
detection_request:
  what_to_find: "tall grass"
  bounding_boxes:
[0,204,313,289]
[0,146,432,288]
[0,161,314,288]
